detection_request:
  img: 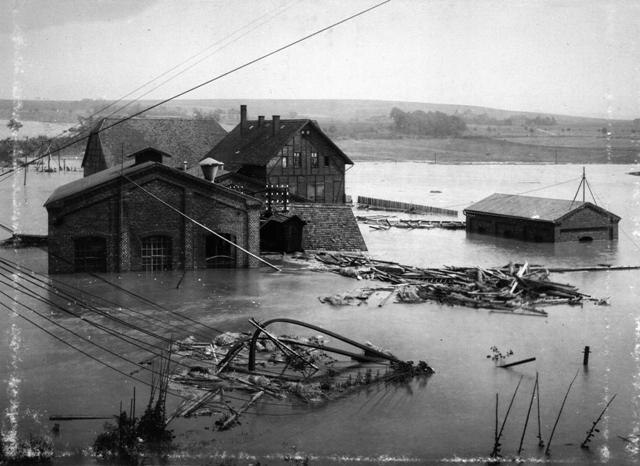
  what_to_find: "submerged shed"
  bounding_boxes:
[464,193,620,242]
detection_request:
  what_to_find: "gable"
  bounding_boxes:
[204,118,353,171]
[557,203,621,225]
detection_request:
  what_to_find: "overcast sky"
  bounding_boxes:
[1,0,639,119]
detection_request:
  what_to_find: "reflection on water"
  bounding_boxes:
[0,165,639,463]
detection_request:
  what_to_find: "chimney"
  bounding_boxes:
[199,157,224,182]
[272,115,280,135]
[258,115,264,127]
[240,104,247,136]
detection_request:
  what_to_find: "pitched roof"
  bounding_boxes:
[45,161,261,208]
[288,203,367,251]
[82,117,227,170]
[203,119,353,170]
[464,193,620,222]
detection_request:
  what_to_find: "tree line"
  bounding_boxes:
[390,107,467,137]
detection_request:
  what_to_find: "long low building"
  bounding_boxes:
[464,193,620,242]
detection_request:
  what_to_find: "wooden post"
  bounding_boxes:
[583,346,590,366]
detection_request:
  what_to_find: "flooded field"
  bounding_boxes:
[1,163,640,464]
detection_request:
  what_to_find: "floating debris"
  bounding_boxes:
[356,215,465,231]
[315,253,603,315]
[167,318,434,430]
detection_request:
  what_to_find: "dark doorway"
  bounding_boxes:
[205,233,237,268]
[74,236,107,272]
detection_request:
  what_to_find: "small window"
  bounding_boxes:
[311,152,318,168]
[324,155,330,167]
[293,152,301,168]
[281,156,288,168]
[141,235,172,271]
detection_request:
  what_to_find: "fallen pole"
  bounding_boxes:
[545,370,579,455]
[500,357,536,369]
[580,394,617,448]
[491,375,523,458]
[518,377,538,455]
[49,415,113,421]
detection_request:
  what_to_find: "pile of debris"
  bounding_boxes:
[167,318,434,430]
[315,253,603,316]
[357,215,465,231]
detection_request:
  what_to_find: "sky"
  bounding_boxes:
[1,0,639,119]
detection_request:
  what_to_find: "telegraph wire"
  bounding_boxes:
[0,264,175,346]
[0,0,301,182]
[0,256,216,341]
[0,0,391,182]
[32,250,227,335]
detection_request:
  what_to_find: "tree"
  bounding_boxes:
[6,118,22,132]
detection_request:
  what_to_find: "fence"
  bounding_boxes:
[357,195,458,216]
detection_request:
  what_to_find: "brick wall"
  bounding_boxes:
[556,206,618,241]
[47,165,262,273]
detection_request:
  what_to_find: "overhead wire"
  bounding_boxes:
[0,0,301,184]
[0,0,391,183]
[0,255,218,341]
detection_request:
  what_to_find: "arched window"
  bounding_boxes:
[141,235,172,271]
[74,236,107,272]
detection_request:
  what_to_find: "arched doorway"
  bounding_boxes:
[205,233,237,268]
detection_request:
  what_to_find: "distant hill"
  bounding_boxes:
[0,98,634,126]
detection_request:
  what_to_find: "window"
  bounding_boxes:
[324,155,330,167]
[311,152,318,168]
[74,236,107,272]
[141,235,172,271]
[281,156,288,168]
[293,152,301,168]
[205,233,237,268]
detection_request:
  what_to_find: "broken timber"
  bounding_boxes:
[315,253,604,314]
[167,318,434,431]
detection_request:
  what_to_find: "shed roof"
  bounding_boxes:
[464,193,620,222]
[203,119,353,170]
[45,161,261,208]
[82,117,227,170]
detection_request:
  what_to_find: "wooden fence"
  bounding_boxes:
[357,196,458,216]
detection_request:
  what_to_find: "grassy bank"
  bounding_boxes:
[338,136,639,164]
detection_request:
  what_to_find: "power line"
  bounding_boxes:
[1,1,301,181]
[0,256,217,341]
[0,0,391,183]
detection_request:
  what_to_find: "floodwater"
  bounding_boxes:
[1,163,640,464]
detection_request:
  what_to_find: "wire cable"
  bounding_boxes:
[0,0,391,182]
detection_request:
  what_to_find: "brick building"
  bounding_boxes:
[204,105,352,204]
[82,117,227,177]
[464,193,620,242]
[45,149,261,274]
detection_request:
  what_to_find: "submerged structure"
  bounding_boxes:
[45,148,261,273]
[464,193,620,242]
